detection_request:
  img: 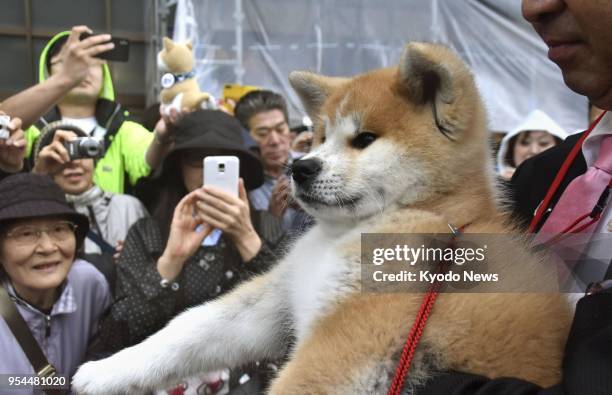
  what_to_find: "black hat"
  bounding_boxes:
[0,173,89,247]
[155,110,264,191]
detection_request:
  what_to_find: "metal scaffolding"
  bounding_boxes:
[145,0,175,106]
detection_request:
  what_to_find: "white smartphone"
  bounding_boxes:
[203,156,240,197]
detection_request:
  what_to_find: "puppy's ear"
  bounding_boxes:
[289,71,348,118]
[185,40,193,50]
[163,37,174,51]
[397,42,469,140]
[398,43,454,104]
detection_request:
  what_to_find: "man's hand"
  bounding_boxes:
[269,176,291,218]
[0,115,26,173]
[152,107,181,146]
[53,26,115,88]
[147,106,196,169]
[196,179,262,261]
[32,130,77,175]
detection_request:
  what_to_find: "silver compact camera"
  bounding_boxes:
[0,115,11,140]
[63,137,104,160]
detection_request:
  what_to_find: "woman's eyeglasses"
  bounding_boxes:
[4,221,77,245]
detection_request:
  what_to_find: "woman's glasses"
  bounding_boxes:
[4,221,77,245]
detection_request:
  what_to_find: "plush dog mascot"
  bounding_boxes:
[158,37,215,115]
[73,42,572,395]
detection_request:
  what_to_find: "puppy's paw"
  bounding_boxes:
[72,357,146,395]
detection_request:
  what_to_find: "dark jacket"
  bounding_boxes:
[95,214,284,351]
[509,132,587,231]
[416,291,612,395]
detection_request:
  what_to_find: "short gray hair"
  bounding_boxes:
[234,90,289,130]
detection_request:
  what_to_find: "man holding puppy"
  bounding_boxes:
[419,0,612,394]
[0,26,175,194]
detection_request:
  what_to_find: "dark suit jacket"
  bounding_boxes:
[510,132,586,231]
[416,291,612,395]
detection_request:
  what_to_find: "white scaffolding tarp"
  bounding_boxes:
[174,0,587,133]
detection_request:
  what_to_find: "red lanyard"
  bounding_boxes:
[528,110,608,233]
[387,225,467,395]
[543,184,610,245]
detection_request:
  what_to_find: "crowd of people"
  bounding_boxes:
[0,0,610,394]
[0,25,309,393]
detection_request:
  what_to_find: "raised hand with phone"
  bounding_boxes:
[0,26,115,130]
[49,26,116,93]
[198,178,262,262]
[158,175,262,281]
[200,156,261,256]
[0,25,158,194]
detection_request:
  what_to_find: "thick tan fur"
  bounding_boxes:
[272,42,572,393]
[158,37,212,111]
[270,216,571,393]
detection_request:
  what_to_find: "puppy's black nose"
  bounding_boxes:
[292,158,322,186]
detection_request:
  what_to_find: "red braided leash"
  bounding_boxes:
[387,226,465,395]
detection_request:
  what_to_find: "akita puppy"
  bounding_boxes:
[73,42,572,394]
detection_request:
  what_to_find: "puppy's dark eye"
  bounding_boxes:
[321,135,326,144]
[351,132,377,149]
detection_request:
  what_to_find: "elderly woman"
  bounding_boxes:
[0,173,110,388]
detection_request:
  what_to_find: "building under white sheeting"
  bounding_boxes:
[170,0,587,134]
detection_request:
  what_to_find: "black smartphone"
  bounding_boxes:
[79,33,130,62]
